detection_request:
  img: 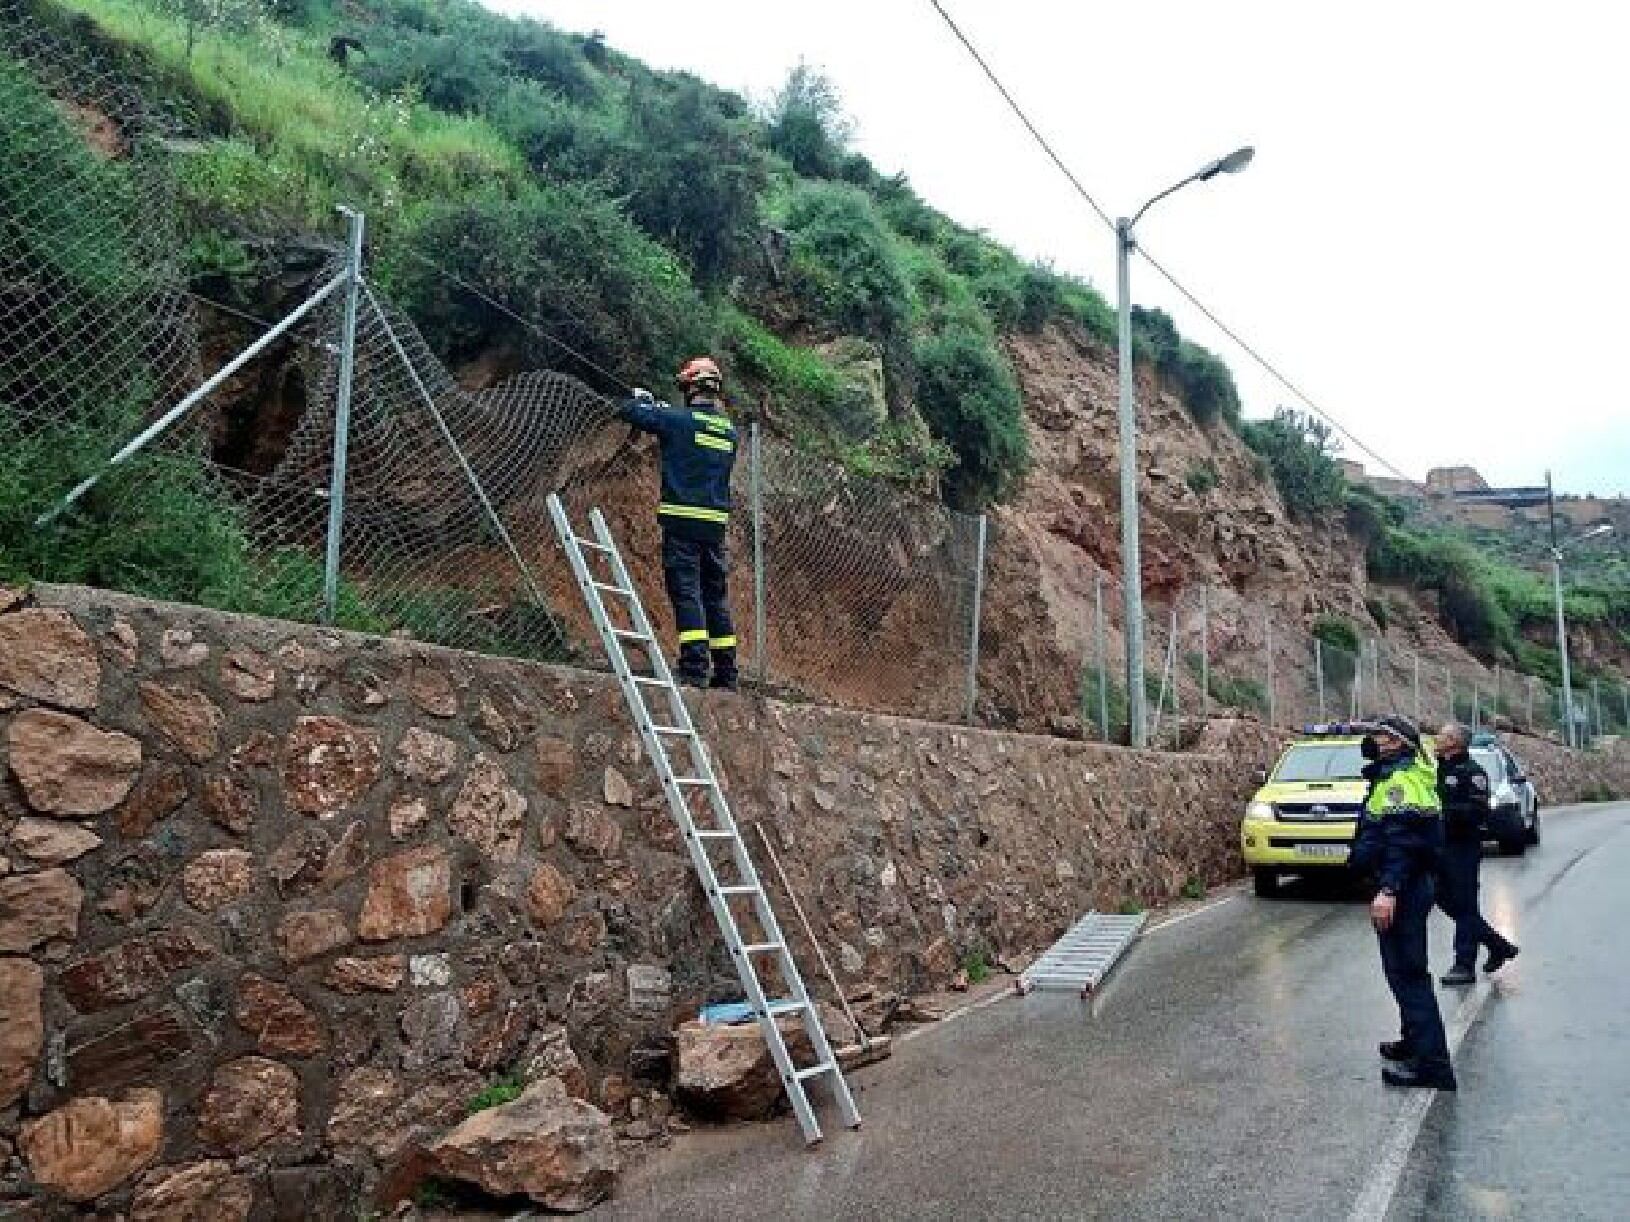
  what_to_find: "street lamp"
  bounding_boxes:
[1549,495,1614,748]
[1117,146,1254,747]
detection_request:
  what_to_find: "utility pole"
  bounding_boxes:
[1548,471,1577,748]
[1114,145,1253,746]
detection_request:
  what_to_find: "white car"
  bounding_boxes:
[1470,741,1540,854]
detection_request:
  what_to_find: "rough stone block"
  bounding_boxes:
[65,1008,192,1095]
[130,1159,255,1222]
[61,928,215,1012]
[394,727,460,784]
[139,682,223,763]
[197,1056,301,1155]
[280,716,382,817]
[19,1087,164,1202]
[7,709,141,816]
[275,908,352,965]
[182,849,255,912]
[9,818,102,866]
[358,846,452,942]
[0,958,44,1107]
[0,608,101,709]
[449,754,527,862]
[234,974,325,1057]
[0,868,84,953]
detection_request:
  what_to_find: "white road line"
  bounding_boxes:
[1143,892,1241,935]
[1346,981,1497,1222]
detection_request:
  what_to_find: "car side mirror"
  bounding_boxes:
[1255,766,1269,784]
[1510,774,1526,784]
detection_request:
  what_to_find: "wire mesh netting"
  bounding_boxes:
[2,8,1616,744]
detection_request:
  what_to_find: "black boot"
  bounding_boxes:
[709,647,738,692]
[1484,943,1519,975]
[1378,1039,1410,1062]
[1382,1061,1457,1091]
[1440,962,1476,987]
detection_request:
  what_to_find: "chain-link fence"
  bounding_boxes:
[3,14,1621,745]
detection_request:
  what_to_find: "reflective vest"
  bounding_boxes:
[619,396,736,534]
[1363,753,1442,819]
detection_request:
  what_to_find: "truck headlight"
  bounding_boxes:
[1247,801,1274,820]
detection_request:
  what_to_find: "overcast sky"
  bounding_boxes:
[490,0,1629,496]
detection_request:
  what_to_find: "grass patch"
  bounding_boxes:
[466,1075,525,1116]
[960,948,991,985]
[1180,876,1206,901]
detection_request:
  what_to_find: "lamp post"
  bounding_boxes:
[1547,470,1613,748]
[1117,145,1254,746]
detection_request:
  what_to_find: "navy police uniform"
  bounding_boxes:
[1436,748,1517,974]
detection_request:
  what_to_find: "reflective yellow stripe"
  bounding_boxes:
[709,635,737,649]
[658,503,730,524]
[694,432,735,452]
[692,411,733,432]
[678,629,709,644]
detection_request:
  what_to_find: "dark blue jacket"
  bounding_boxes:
[618,396,737,537]
[1350,753,1445,893]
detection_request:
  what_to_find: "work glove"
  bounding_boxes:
[631,386,655,403]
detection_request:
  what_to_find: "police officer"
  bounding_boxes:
[620,357,740,691]
[1434,722,1519,985]
[1349,715,1456,1090]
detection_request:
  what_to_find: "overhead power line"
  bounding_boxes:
[923,0,1425,490]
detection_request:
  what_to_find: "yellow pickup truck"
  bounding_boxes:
[1240,724,1432,898]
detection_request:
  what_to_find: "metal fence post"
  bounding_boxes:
[1527,677,1535,729]
[1446,666,1454,724]
[321,206,366,624]
[1094,574,1109,742]
[1471,682,1480,732]
[749,422,767,685]
[1622,681,1629,735]
[1200,585,1210,723]
[1314,637,1326,722]
[1413,653,1422,725]
[1265,619,1276,726]
[1494,663,1503,721]
[964,513,987,725]
[1592,678,1603,743]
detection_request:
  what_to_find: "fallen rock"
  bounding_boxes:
[235,974,325,1057]
[19,1087,164,1202]
[281,716,382,817]
[0,958,44,1107]
[359,846,452,942]
[0,608,101,709]
[602,766,634,807]
[674,1018,814,1121]
[182,849,255,912]
[197,1056,301,1155]
[394,727,460,785]
[0,868,83,952]
[139,681,224,763]
[130,1159,255,1222]
[7,708,142,816]
[449,754,527,862]
[429,1076,617,1212]
[10,817,102,865]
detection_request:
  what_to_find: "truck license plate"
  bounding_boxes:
[1299,843,1349,861]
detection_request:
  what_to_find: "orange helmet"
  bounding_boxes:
[676,356,723,394]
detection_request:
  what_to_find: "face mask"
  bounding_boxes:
[1360,736,1380,761]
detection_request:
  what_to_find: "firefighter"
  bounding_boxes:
[1350,715,1456,1090]
[620,357,739,691]
[1434,722,1519,985]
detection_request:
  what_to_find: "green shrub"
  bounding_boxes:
[1313,615,1360,655]
[912,325,1028,508]
[1131,307,1241,427]
[782,181,910,341]
[722,310,876,440]
[466,1076,524,1115]
[1242,409,1346,520]
[378,185,717,392]
[1185,462,1219,495]
[1211,673,1268,713]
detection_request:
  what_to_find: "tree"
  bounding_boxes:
[1242,407,1346,520]
[764,61,853,178]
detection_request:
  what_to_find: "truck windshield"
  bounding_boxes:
[1272,742,1366,782]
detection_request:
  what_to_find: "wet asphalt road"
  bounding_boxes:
[598,802,1630,1221]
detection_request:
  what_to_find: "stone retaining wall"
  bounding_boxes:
[3,584,1626,1217]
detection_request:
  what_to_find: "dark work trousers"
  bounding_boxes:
[660,527,736,683]
[1378,872,1451,1071]
[1437,839,1509,968]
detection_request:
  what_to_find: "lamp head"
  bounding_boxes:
[1198,145,1255,181]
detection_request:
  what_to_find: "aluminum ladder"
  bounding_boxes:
[1016,911,1146,997]
[545,494,861,1144]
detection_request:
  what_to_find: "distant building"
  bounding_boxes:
[1426,466,1490,495]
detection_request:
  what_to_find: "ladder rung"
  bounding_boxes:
[590,580,634,598]
[672,777,713,788]
[717,885,761,897]
[694,829,736,840]
[740,941,784,955]
[633,676,674,689]
[611,628,652,643]
[766,999,811,1017]
[794,1062,836,1082]
[652,725,691,736]
[572,537,615,554]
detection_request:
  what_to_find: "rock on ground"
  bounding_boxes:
[428,1076,617,1212]
[674,1018,815,1121]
